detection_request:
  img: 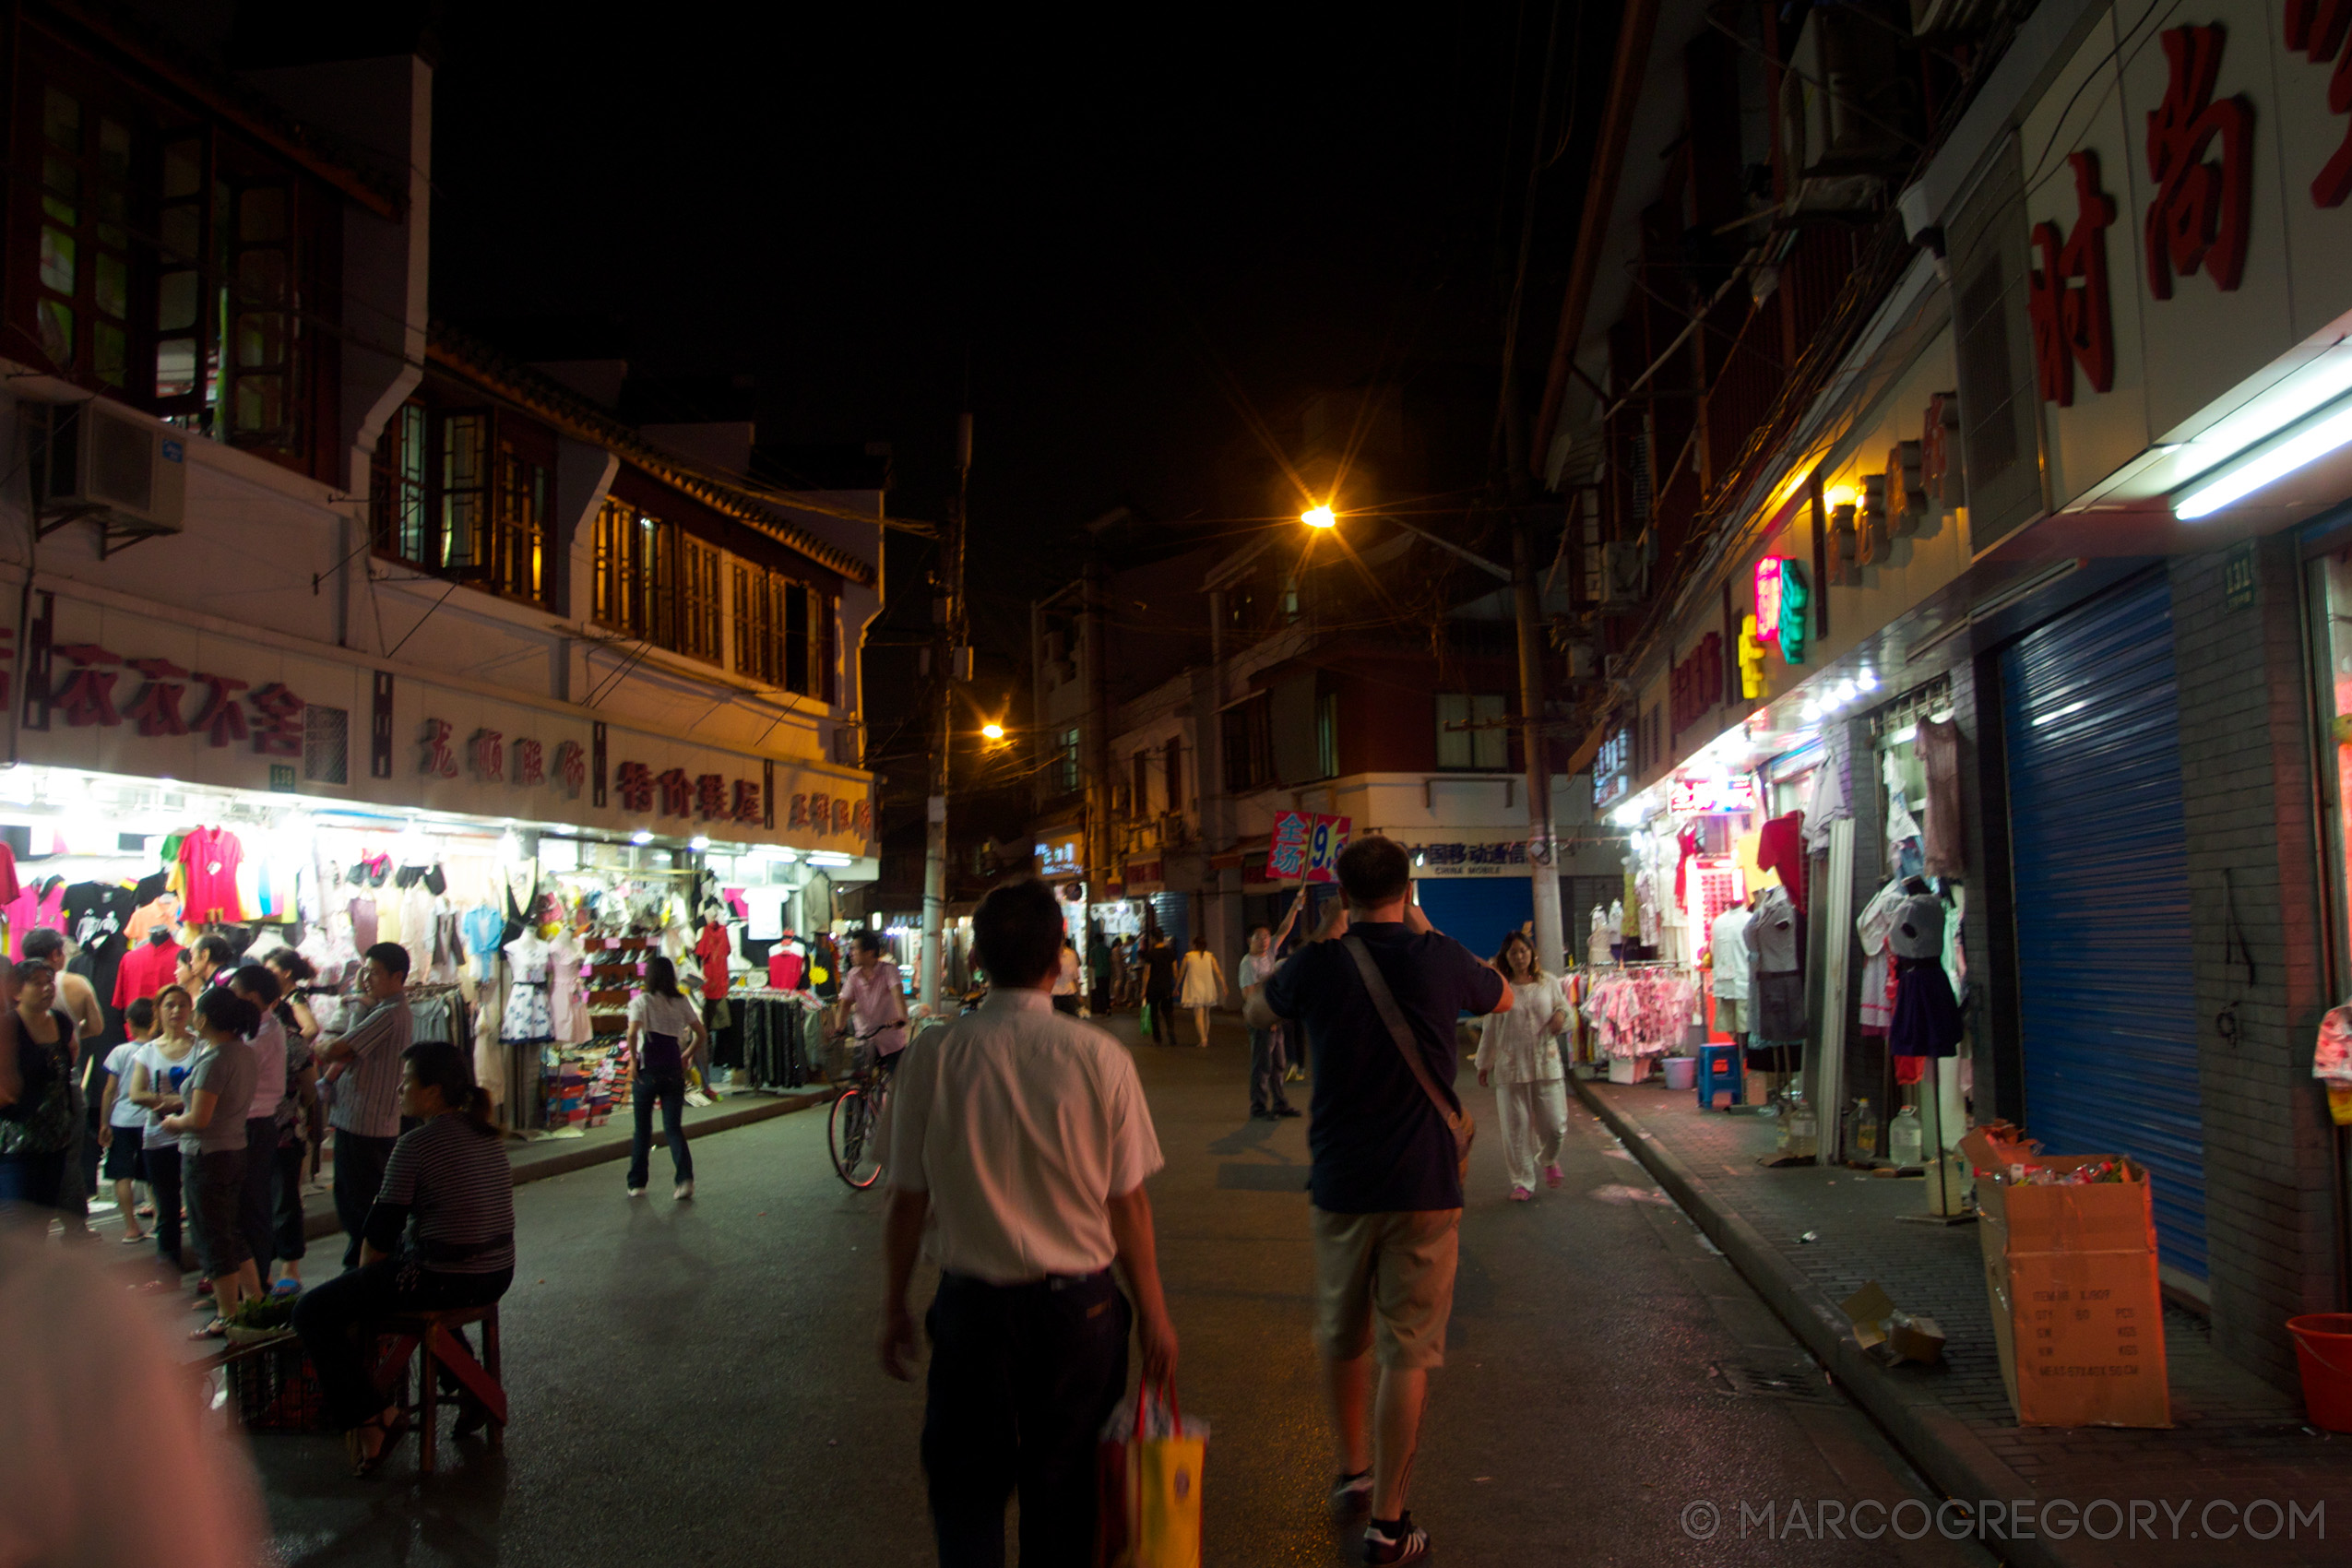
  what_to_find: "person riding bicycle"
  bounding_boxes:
[834,932,907,1078]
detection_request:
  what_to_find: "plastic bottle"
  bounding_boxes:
[1854,1098,1880,1159]
[1782,1093,1818,1159]
[1890,1105,1923,1167]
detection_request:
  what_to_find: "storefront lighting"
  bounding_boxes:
[2168,344,2352,495]
[630,830,654,846]
[1858,669,1879,691]
[2176,394,2352,519]
[807,850,853,867]
[1824,483,1857,510]
[689,835,710,850]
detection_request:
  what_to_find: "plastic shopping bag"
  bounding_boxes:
[1139,1001,1154,1038]
[1097,1380,1206,1568]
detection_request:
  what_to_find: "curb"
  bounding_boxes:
[294,1087,837,1244]
[1572,1075,2089,1568]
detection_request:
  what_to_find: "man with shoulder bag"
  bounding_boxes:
[1247,834,1511,1565]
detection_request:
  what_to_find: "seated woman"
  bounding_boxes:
[292,1039,514,1477]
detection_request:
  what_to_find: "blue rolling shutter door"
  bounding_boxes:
[1151,892,1189,951]
[1413,878,1534,959]
[2001,574,2205,1279]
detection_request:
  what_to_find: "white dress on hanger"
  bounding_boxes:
[501,932,553,1044]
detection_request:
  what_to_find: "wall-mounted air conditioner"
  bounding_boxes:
[28,398,187,555]
[1780,1,1913,216]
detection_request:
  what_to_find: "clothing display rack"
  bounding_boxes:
[731,987,819,1090]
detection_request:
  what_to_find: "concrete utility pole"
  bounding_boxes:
[920,412,971,1015]
[1514,517,1565,973]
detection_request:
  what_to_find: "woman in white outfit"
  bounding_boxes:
[1176,934,1224,1048]
[1474,932,1570,1202]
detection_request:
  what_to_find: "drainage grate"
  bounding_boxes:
[1710,1361,1841,1404]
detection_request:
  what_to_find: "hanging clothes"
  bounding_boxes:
[1745,885,1803,1044]
[547,929,591,1046]
[1918,716,1964,879]
[501,931,553,1045]
[3,876,66,960]
[1755,811,1808,913]
[177,826,244,923]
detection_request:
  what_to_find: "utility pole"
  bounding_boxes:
[921,412,971,1015]
[1513,517,1565,973]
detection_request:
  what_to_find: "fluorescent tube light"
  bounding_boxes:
[2177,397,2352,519]
[2171,347,2352,487]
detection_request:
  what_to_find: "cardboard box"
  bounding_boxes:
[1840,1282,1947,1364]
[1958,1123,2170,1428]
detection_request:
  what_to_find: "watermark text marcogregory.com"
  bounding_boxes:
[1677,1497,2323,1544]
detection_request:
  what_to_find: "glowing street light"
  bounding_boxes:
[1301,504,1336,529]
[980,722,1005,741]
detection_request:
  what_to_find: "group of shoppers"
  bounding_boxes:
[879,834,1515,1565]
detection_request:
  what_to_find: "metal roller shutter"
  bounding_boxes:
[1151,892,1190,950]
[1413,878,1533,961]
[2001,573,2205,1278]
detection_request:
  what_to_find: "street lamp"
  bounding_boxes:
[980,722,1004,742]
[1301,504,1336,529]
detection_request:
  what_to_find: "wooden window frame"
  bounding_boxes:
[371,402,555,610]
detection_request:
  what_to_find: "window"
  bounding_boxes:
[732,562,831,695]
[31,86,134,390]
[680,537,721,662]
[1436,694,1509,769]
[1164,737,1184,813]
[1316,692,1340,778]
[371,406,554,607]
[303,704,349,785]
[1058,728,1083,795]
[1222,695,1273,792]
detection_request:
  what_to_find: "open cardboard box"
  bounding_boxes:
[1958,1123,2169,1428]
[1840,1282,1946,1364]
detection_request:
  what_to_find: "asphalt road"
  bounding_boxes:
[248,1015,1995,1567]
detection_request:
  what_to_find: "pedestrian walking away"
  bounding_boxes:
[624,956,705,1200]
[1473,932,1570,1202]
[1249,833,1511,1564]
[1177,933,1223,1047]
[1139,927,1176,1045]
[293,1039,515,1478]
[879,876,1178,1568]
[227,966,289,1290]
[1086,923,1111,1015]
[1238,916,1300,1120]
[315,944,415,1270]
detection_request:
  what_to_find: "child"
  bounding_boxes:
[97,998,159,1243]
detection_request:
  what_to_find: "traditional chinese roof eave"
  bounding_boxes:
[424,323,878,588]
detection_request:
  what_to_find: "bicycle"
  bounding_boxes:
[826,1027,896,1190]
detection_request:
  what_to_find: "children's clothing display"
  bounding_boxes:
[1581,968,1697,1059]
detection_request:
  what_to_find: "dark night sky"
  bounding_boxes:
[421,6,1610,759]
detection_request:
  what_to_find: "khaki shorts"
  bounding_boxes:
[1311,1206,1461,1369]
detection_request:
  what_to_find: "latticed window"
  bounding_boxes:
[731,561,829,696]
[680,536,721,661]
[370,404,553,608]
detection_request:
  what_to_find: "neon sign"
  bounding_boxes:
[1753,557,1809,664]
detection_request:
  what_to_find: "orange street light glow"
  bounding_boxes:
[980,723,1004,740]
[1301,505,1336,529]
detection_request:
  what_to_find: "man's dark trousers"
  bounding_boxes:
[922,1268,1131,1568]
[1249,1026,1292,1115]
[331,1129,397,1269]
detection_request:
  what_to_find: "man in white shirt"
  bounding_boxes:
[880,877,1177,1567]
[1239,914,1301,1120]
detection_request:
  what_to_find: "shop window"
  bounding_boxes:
[1316,691,1340,778]
[1436,693,1508,769]
[371,405,554,607]
[2311,552,2352,986]
[1222,695,1273,792]
[303,704,349,786]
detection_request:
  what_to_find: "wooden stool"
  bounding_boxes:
[369,1303,506,1474]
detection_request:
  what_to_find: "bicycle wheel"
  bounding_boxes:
[828,1087,885,1189]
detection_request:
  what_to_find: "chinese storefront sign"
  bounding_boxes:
[1753,557,1809,664]
[2288,0,2352,203]
[49,643,300,755]
[2144,25,2251,298]
[1593,723,1633,808]
[1412,840,1525,876]
[1265,811,1350,882]
[1668,774,1759,815]
[2028,151,2119,406]
[1037,830,1084,879]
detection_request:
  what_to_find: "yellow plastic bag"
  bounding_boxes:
[1097,1381,1206,1568]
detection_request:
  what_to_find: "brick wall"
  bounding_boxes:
[2168,537,2342,1390]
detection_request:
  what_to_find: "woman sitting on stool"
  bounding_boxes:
[293,1039,514,1477]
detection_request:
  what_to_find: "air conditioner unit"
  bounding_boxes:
[1780,2,1912,214]
[29,398,187,555]
[1600,540,1648,611]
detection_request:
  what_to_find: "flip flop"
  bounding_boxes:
[188,1318,226,1340]
[119,1231,148,1244]
[269,1278,302,1300]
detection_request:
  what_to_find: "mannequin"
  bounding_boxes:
[1745,885,1803,1098]
[1709,893,1757,1094]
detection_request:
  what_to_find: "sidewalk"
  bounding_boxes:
[1574,1075,2352,1568]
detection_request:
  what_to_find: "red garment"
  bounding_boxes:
[112,936,184,1009]
[1673,826,1701,905]
[767,947,805,991]
[177,827,244,922]
[0,841,19,905]
[1755,811,1808,913]
[695,922,732,997]
[1895,1055,1927,1085]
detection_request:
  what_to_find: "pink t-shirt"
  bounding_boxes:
[843,960,907,1056]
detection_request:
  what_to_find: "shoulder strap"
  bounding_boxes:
[1340,935,1458,1121]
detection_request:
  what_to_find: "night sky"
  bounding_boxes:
[424,6,1612,763]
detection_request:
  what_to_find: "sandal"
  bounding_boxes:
[188,1318,226,1340]
[268,1277,302,1300]
[347,1411,410,1478]
[119,1230,148,1244]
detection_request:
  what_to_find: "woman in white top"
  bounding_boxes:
[1474,932,1571,1202]
[624,956,707,1201]
[1176,934,1224,1048]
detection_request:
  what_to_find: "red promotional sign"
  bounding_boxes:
[1266,811,1351,883]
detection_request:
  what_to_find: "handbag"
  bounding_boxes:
[1097,1378,1206,1568]
[1339,935,1475,1178]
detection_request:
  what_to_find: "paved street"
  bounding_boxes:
[250,1016,1991,1567]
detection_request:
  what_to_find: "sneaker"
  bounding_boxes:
[1274,1105,1302,1119]
[1331,1470,1374,1511]
[674,1180,695,1201]
[1543,1163,1563,1188]
[626,1184,647,1198]
[1510,1185,1533,1202]
[1363,1514,1428,1564]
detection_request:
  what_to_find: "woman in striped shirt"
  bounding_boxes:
[292,1039,514,1477]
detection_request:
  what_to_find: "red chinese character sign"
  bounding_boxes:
[2144,24,2251,298]
[2028,151,2118,406]
[1265,811,1350,883]
[2287,0,2352,206]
